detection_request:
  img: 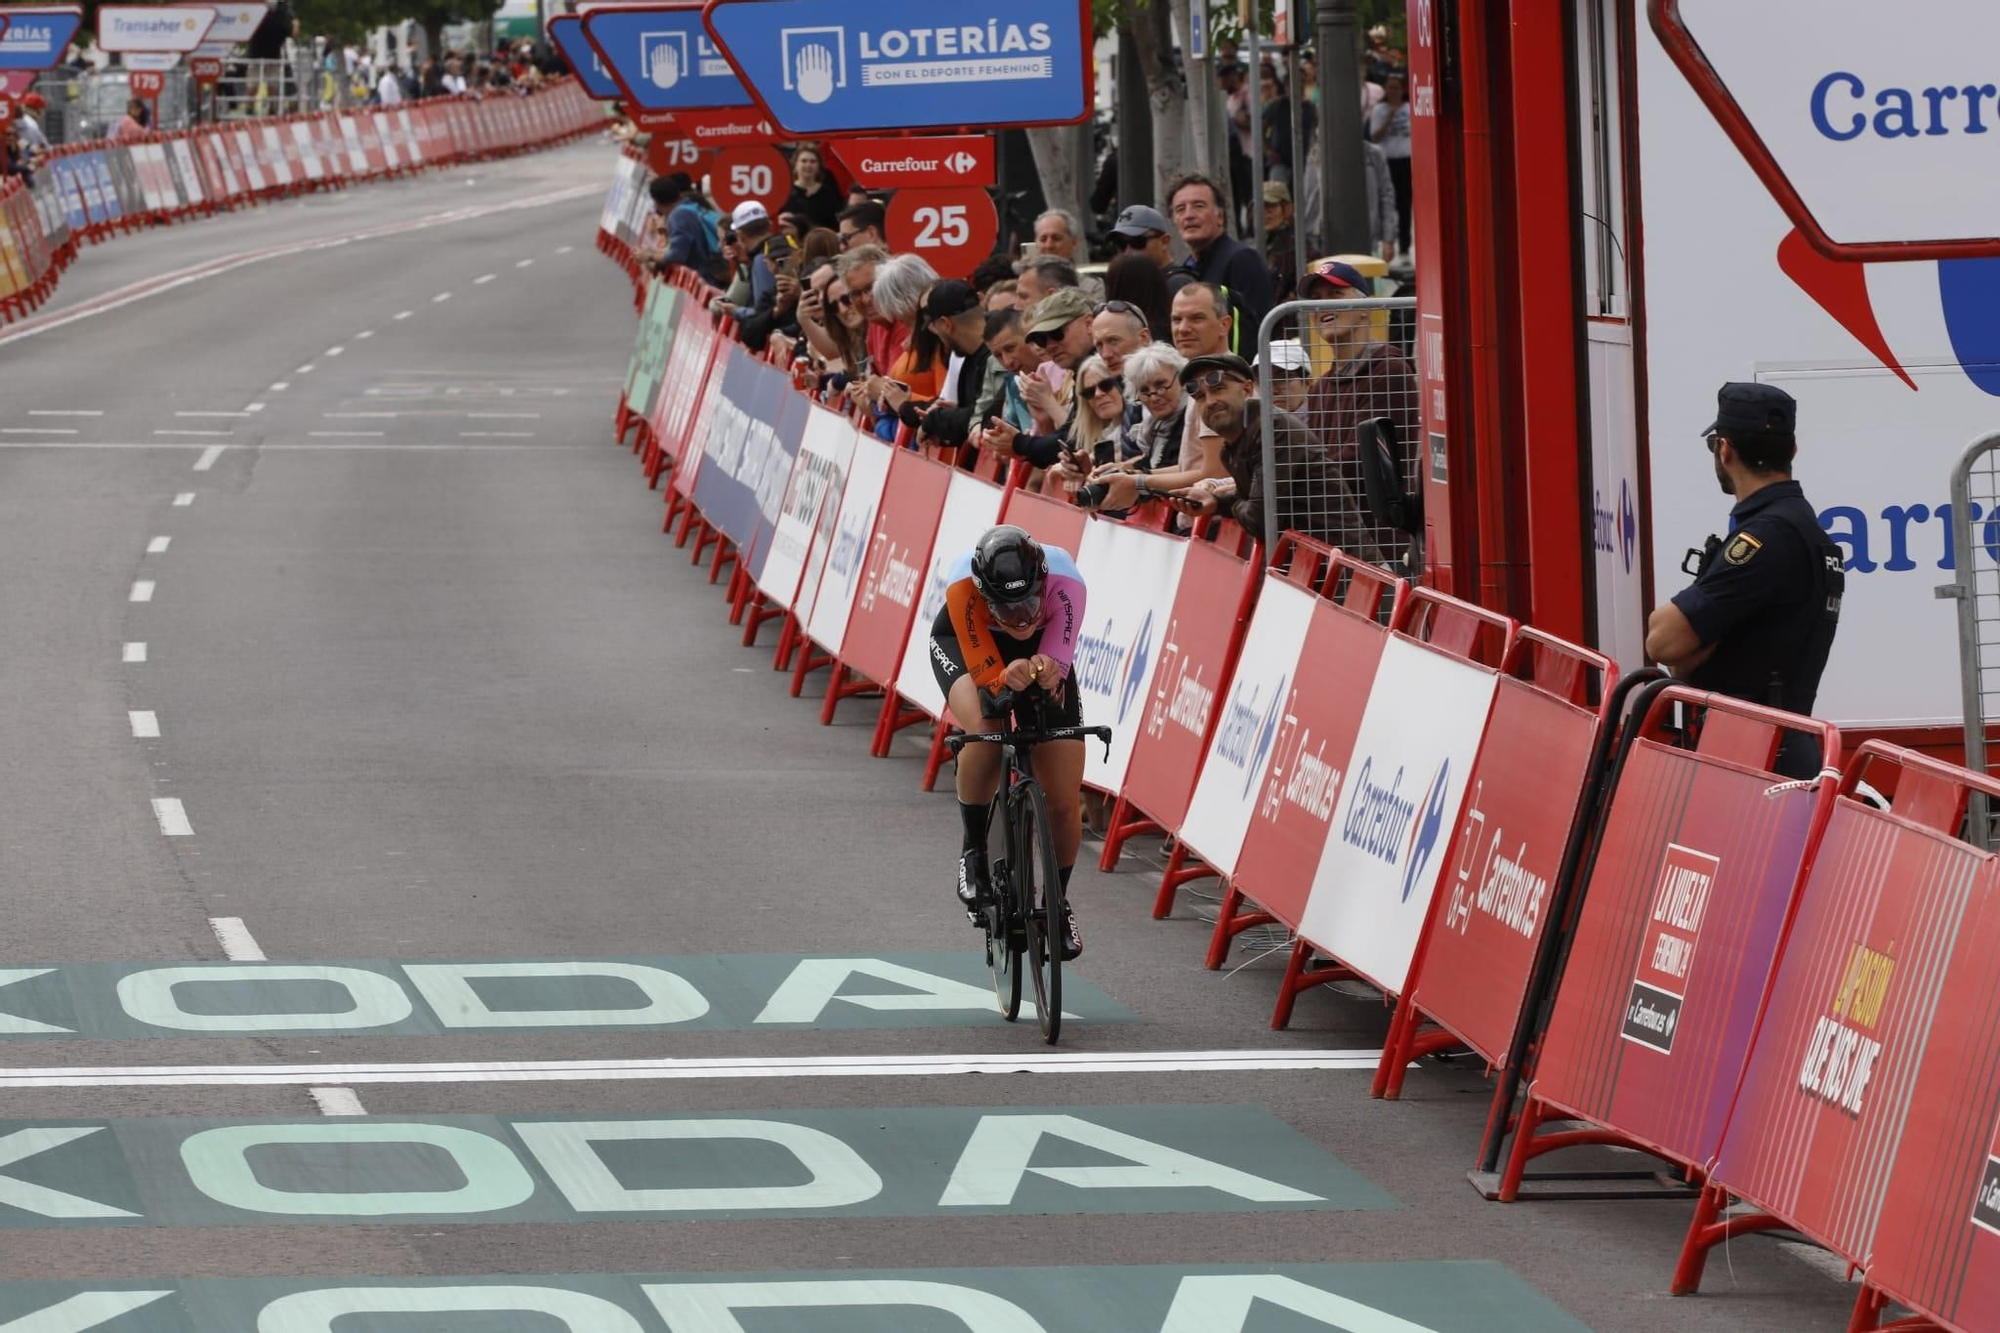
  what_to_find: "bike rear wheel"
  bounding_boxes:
[984,797,1022,1022]
[1017,780,1065,1044]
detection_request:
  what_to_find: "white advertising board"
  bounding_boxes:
[1175,575,1315,878]
[893,471,1007,719]
[197,2,269,47]
[1071,520,1188,792]
[1297,635,1499,993]
[758,407,859,609]
[98,6,213,52]
[1639,0,1995,727]
[804,433,894,653]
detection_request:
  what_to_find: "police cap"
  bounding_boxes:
[1702,382,1796,439]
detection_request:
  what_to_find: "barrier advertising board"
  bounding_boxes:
[704,0,1093,135]
[1176,575,1315,879]
[655,300,717,484]
[757,406,858,610]
[1298,636,1499,993]
[1400,668,1606,1065]
[1070,521,1186,793]
[803,432,893,653]
[691,340,782,547]
[1228,592,1391,932]
[1709,759,1993,1269]
[1530,736,1821,1168]
[839,450,952,689]
[622,282,679,426]
[745,388,811,582]
[677,339,731,504]
[892,470,1006,719]
[997,487,1087,554]
[586,3,753,112]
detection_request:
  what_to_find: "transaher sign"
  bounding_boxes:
[97,4,214,53]
[703,0,1093,135]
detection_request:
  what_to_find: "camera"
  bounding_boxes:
[1072,482,1112,510]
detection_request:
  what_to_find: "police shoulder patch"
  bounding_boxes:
[1723,532,1763,566]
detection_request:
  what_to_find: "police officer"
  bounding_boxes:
[1644,383,1844,779]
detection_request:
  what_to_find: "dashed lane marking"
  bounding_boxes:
[175,411,250,419]
[460,431,535,438]
[309,1087,368,1116]
[145,536,170,554]
[122,643,147,663]
[515,258,534,268]
[326,346,344,357]
[192,445,226,471]
[269,381,289,391]
[555,244,574,253]
[393,311,413,320]
[173,493,195,506]
[466,412,541,419]
[474,273,496,285]
[150,798,193,837]
[324,412,399,419]
[354,330,374,340]
[128,711,160,739]
[128,580,155,602]
[28,409,102,416]
[245,403,265,413]
[208,917,266,961]
[432,292,452,304]
[2,427,76,434]
[155,430,232,438]
[309,431,386,438]
[296,364,316,374]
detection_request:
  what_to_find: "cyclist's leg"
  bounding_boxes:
[946,675,1003,811]
[1029,739,1085,873]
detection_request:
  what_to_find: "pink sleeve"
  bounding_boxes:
[1037,574,1087,679]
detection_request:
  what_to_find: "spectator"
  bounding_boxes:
[1219,61,1254,229]
[1090,301,1150,379]
[970,253,1017,295]
[1367,24,1401,83]
[1369,73,1414,256]
[1359,51,1385,120]
[837,199,886,251]
[443,55,468,94]
[109,97,149,142]
[909,280,993,449]
[419,59,445,99]
[3,122,35,183]
[1167,353,1378,554]
[1121,343,1192,473]
[1298,259,1419,484]
[1071,355,1141,467]
[1262,182,1298,308]
[984,289,1094,468]
[1168,172,1275,354]
[983,279,1020,312]
[1259,63,1294,186]
[714,226,751,309]
[837,243,903,375]
[1015,255,1079,312]
[1033,209,1084,263]
[783,145,842,233]
[375,61,403,106]
[804,271,868,381]
[1299,134,1398,261]
[1080,280,1235,513]
[1107,204,1175,270]
[974,306,1039,441]
[1257,339,1314,414]
[14,94,49,155]
[871,252,947,418]
[247,0,296,61]
[1103,252,1172,340]
[718,203,799,352]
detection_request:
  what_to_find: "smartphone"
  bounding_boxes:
[1019,242,1040,261]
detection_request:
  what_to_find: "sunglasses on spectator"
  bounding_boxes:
[1027,321,1078,349]
[1083,380,1121,399]
[1184,369,1234,395]
[1092,300,1146,322]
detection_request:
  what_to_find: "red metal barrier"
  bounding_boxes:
[828,450,952,745]
[1377,627,1617,1097]
[1498,687,1842,1200]
[1673,742,2000,1310]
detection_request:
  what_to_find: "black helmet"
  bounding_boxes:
[970,526,1047,631]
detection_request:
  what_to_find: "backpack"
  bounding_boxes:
[673,200,730,287]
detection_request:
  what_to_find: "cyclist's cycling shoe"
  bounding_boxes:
[1059,910,1083,961]
[957,848,990,921]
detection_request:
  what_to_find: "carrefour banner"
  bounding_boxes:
[892,469,1006,719]
[1530,735,1820,1169]
[1298,636,1498,994]
[1712,768,1991,1269]
[1070,521,1187,793]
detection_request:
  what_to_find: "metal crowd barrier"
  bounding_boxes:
[1941,429,2000,847]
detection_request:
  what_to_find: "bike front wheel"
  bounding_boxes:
[1017,781,1065,1044]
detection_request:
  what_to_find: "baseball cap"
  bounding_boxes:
[1256,339,1312,375]
[1109,204,1171,240]
[1026,287,1093,336]
[1263,181,1293,207]
[1702,382,1796,438]
[730,200,769,230]
[921,279,980,323]
[1180,352,1255,385]
[1302,258,1374,298]
[22,93,45,110]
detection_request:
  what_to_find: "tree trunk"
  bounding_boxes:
[1024,126,1087,238]
[1128,0,1189,212]
[1178,2,1233,229]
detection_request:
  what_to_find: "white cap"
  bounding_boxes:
[730,200,769,230]
[1257,339,1312,375]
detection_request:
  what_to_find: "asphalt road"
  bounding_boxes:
[0,139,1864,1331]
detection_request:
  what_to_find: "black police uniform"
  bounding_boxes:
[1669,384,1844,780]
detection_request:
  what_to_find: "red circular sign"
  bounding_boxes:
[189,56,223,87]
[0,100,13,126]
[645,133,706,179]
[886,187,1000,280]
[708,143,788,223]
[130,70,167,101]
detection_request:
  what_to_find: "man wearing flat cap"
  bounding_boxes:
[1645,382,1844,779]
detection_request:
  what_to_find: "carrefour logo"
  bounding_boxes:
[1073,610,1153,726]
[1211,672,1286,799]
[1342,757,1452,900]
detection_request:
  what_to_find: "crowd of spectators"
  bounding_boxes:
[626,27,1420,556]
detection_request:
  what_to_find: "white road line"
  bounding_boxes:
[208,916,265,961]
[2,427,77,435]
[175,411,249,419]
[324,412,399,419]
[0,1049,1393,1091]
[155,430,233,438]
[269,381,290,392]
[128,710,160,738]
[129,580,155,602]
[393,310,413,320]
[460,431,535,438]
[309,1087,368,1116]
[465,412,540,419]
[146,536,171,554]
[474,273,496,285]
[150,798,193,837]
[296,364,316,374]
[555,245,574,254]
[29,409,103,416]
[193,445,226,471]
[173,492,195,506]
[432,292,452,303]
[515,258,534,268]
[309,430,385,438]
[325,346,344,357]
[245,403,265,413]
[354,330,374,340]
[123,642,148,663]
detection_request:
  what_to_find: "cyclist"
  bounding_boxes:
[930,525,1088,960]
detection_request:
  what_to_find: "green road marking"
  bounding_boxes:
[0,1264,1588,1331]
[0,1106,1394,1228]
[0,953,1137,1038]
